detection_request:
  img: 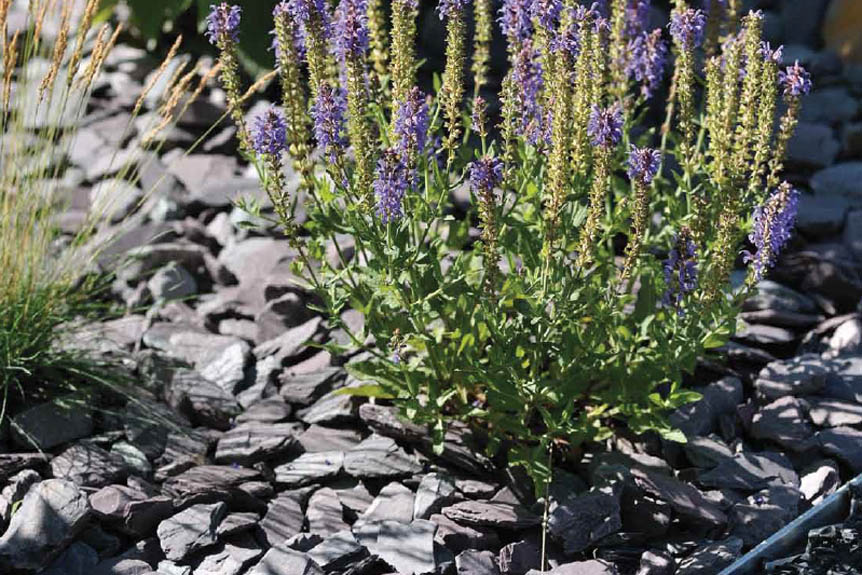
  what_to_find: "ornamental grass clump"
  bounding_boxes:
[0,0,218,418]
[210,1,807,490]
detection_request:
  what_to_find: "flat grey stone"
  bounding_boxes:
[297,425,363,453]
[334,482,374,516]
[90,485,173,537]
[343,435,421,479]
[161,465,260,508]
[280,369,344,406]
[164,368,242,431]
[845,210,862,261]
[215,422,303,465]
[456,550,500,575]
[51,443,128,488]
[157,502,227,561]
[683,436,734,469]
[754,354,833,401]
[359,482,416,525]
[248,544,324,575]
[698,452,799,491]
[307,487,350,537]
[285,533,325,552]
[307,530,368,572]
[217,512,261,538]
[442,500,541,530]
[193,533,263,575]
[414,473,457,520]
[235,397,292,424]
[633,551,673,575]
[144,323,250,394]
[799,460,841,505]
[787,122,840,170]
[498,540,540,574]
[299,390,360,425]
[91,557,152,575]
[632,468,726,529]
[750,397,817,451]
[675,538,743,575]
[529,560,619,574]
[255,317,322,365]
[147,263,197,301]
[670,377,743,438]
[260,492,305,546]
[275,451,344,488]
[431,513,500,553]
[371,519,437,575]
[806,397,862,427]
[811,162,862,204]
[0,479,91,571]
[548,484,622,554]
[817,426,862,473]
[11,399,93,450]
[800,87,859,125]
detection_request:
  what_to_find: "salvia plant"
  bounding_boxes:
[209,0,809,493]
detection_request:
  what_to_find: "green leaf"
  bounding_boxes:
[659,427,688,443]
[333,385,396,399]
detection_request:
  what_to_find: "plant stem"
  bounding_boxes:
[540,443,553,572]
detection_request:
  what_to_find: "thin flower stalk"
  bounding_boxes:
[439,0,470,167]
[470,157,504,293]
[622,146,661,280]
[743,182,799,287]
[472,0,493,98]
[367,0,388,88]
[274,2,312,178]
[38,0,72,101]
[66,0,100,87]
[766,61,811,190]
[206,3,251,154]
[390,0,418,131]
[730,11,763,181]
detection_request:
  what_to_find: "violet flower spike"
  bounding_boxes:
[499,0,533,44]
[779,61,812,97]
[744,183,799,282]
[287,0,329,28]
[469,157,504,197]
[626,145,661,185]
[205,3,242,46]
[311,84,347,163]
[587,103,623,149]
[437,0,470,20]
[251,107,288,156]
[374,150,410,223]
[394,87,429,156]
[760,41,783,64]
[531,0,562,33]
[334,0,370,62]
[662,230,698,314]
[669,8,705,51]
[626,28,667,99]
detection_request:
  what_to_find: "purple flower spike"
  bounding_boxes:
[469,157,504,197]
[625,0,651,38]
[375,150,409,223]
[669,8,705,50]
[205,3,242,45]
[663,229,698,313]
[587,103,623,149]
[288,0,329,27]
[394,87,429,156]
[437,0,470,20]
[251,107,288,156]
[779,61,812,98]
[272,1,307,61]
[512,43,548,145]
[760,41,783,63]
[626,28,667,99]
[627,145,661,185]
[744,183,799,282]
[335,0,370,61]
[499,0,533,44]
[531,0,562,33]
[311,84,347,163]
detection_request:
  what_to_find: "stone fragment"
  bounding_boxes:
[632,468,726,529]
[806,397,862,427]
[275,451,344,488]
[669,377,743,438]
[214,422,303,465]
[675,538,743,575]
[811,162,862,204]
[299,390,360,425]
[42,542,99,575]
[51,443,128,488]
[498,540,540,575]
[414,473,457,520]
[431,513,500,553]
[297,425,363,453]
[280,369,344,406]
[307,487,350,537]
[548,484,622,554]
[698,452,798,491]
[248,544,324,575]
[800,460,841,505]
[343,435,422,479]
[634,551,674,575]
[163,368,242,431]
[817,426,862,472]
[157,502,227,561]
[442,500,541,530]
[750,396,817,451]
[111,442,152,477]
[0,479,91,571]
[456,550,500,575]
[307,530,368,572]
[147,263,197,301]
[527,560,619,575]
[372,519,437,575]
[754,354,833,401]
[787,123,840,170]
[217,512,261,538]
[359,482,416,525]
[161,465,260,508]
[260,492,305,546]
[235,397,292,424]
[10,400,93,450]
[90,485,173,537]
[193,533,263,575]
